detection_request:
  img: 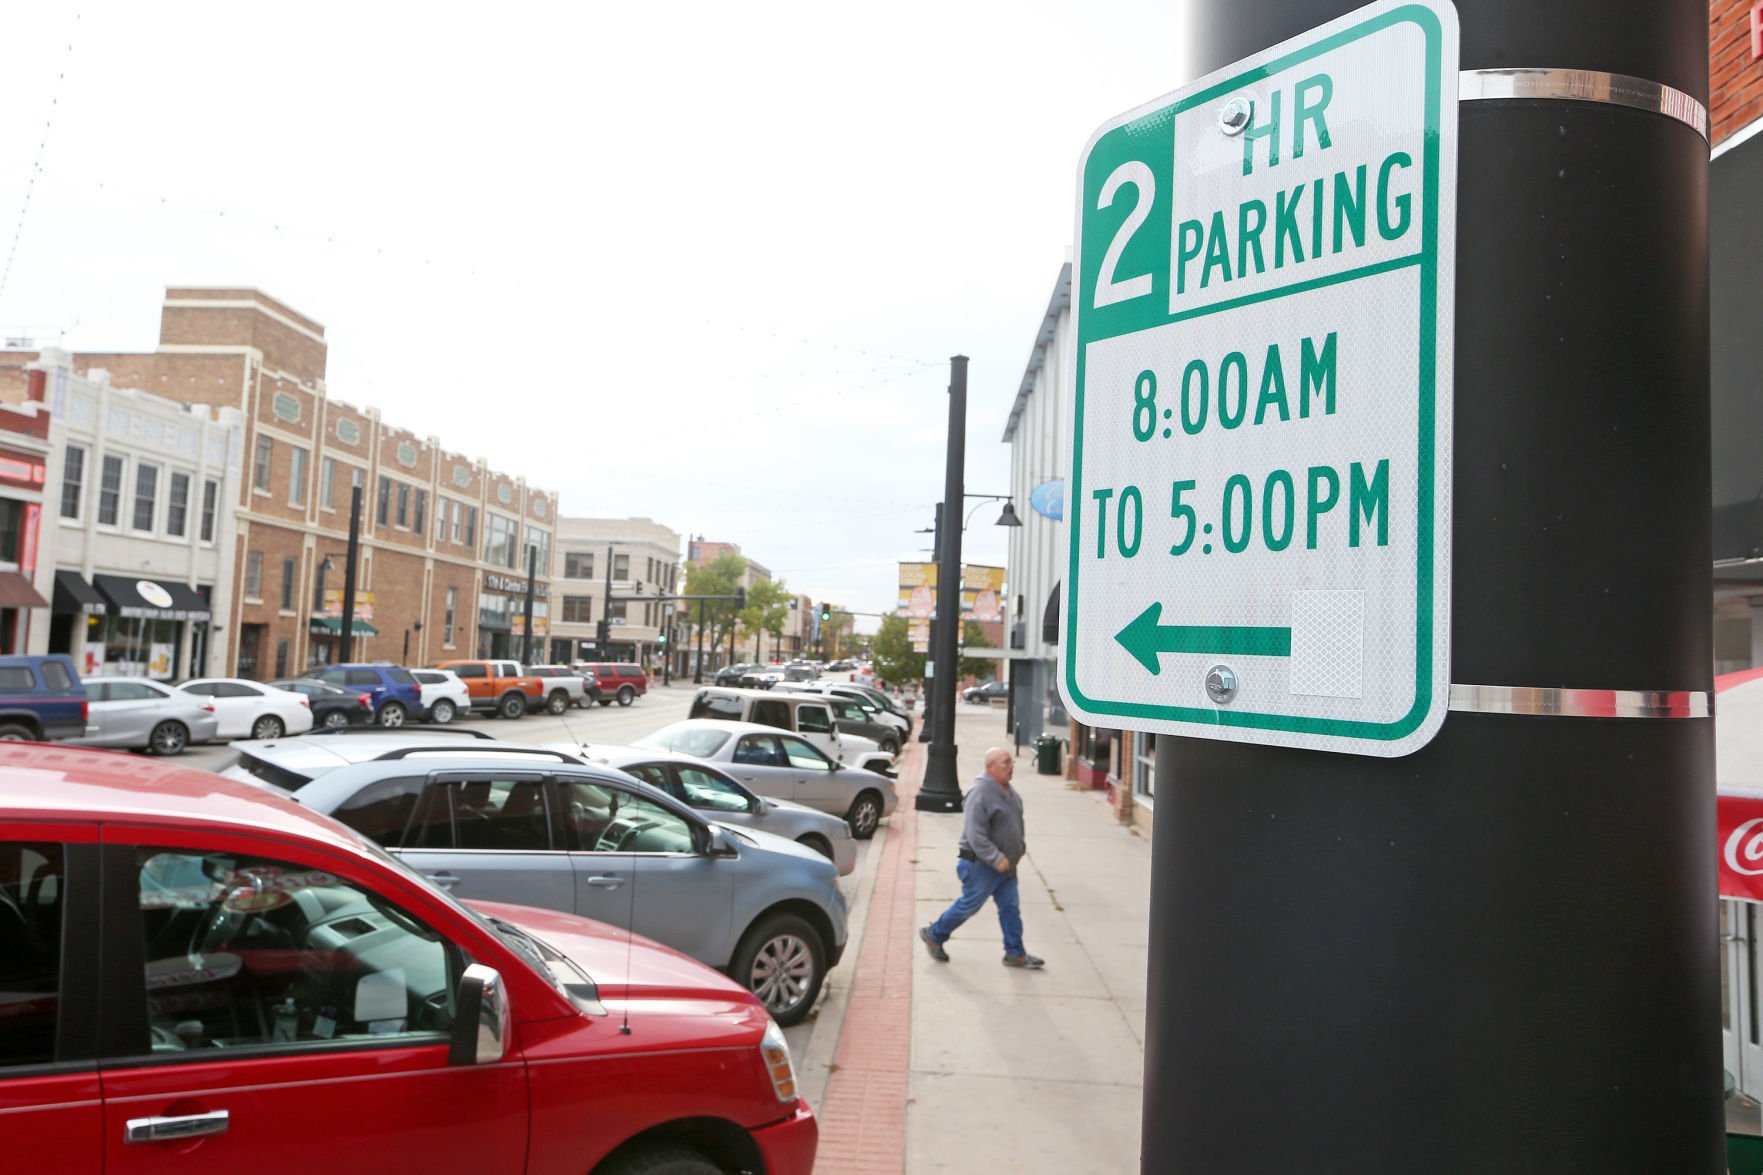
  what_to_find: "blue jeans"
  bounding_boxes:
[928,857,1024,957]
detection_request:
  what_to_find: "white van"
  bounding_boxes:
[688,687,895,773]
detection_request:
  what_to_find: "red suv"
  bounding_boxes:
[0,745,816,1174]
[583,662,648,707]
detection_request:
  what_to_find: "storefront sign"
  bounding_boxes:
[1722,792,1763,903]
[484,574,546,596]
[0,450,45,489]
[137,581,174,609]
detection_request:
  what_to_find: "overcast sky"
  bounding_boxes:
[0,2,1190,630]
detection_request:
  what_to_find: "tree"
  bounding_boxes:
[870,614,924,687]
[740,578,792,661]
[819,609,853,659]
[959,620,1000,682]
[682,552,747,663]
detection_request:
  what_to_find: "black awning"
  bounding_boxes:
[53,570,107,615]
[0,572,48,610]
[93,574,212,621]
[1042,582,1061,645]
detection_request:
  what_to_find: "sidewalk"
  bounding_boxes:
[814,703,1150,1173]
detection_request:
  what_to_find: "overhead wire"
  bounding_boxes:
[0,14,79,307]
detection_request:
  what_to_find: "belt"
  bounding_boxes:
[958,848,976,861]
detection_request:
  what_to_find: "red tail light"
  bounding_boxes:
[79,699,87,722]
[201,702,215,712]
[297,698,310,708]
[358,693,373,709]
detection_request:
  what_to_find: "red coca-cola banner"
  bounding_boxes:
[1719,792,1763,902]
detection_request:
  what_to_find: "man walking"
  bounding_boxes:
[920,746,1044,969]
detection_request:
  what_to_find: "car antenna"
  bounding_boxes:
[555,706,590,760]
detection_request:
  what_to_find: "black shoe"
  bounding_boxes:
[920,926,949,962]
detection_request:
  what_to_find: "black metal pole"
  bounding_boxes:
[918,502,942,746]
[663,604,673,686]
[694,599,705,684]
[601,545,614,659]
[520,545,537,665]
[1144,3,1716,1172]
[919,359,967,810]
[340,486,362,665]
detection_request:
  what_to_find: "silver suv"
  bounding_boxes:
[230,732,847,1025]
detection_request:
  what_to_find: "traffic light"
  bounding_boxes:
[658,631,668,645]
[596,617,611,646]
[734,586,746,609]
[819,603,832,622]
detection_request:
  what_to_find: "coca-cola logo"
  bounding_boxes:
[1726,818,1763,876]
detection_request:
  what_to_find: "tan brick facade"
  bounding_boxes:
[18,287,558,678]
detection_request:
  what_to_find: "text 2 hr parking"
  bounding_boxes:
[1090,463,1390,560]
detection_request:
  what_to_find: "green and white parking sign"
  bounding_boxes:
[1061,0,1458,757]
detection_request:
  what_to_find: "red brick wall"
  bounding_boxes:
[1713,0,1763,144]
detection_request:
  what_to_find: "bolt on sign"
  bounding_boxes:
[1061,0,1458,756]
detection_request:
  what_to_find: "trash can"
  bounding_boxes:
[1034,734,1062,776]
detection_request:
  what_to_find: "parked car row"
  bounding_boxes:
[62,658,657,756]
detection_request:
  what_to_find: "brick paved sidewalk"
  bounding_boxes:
[812,739,925,1174]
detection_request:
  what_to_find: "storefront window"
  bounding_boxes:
[93,615,182,679]
[1133,733,1155,802]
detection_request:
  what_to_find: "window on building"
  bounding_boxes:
[414,489,427,534]
[253,436,273,492]
[436,497,451,543]
[288,446,308,505]
[98,454,123,526]
[613,553,629,579]
[274,640,290,678]
[562,595,592,623]
[280,557,296,611]
[319,457,336,510]
[132,463,159,532]
[60,445,84,519]
[396,483,409,528]
[443,586,457,644]
[245,550,264,600]
[167,472,190,538]
[608,600,627,622]
[0,499,22,564]
[463,506,476,548]
[524,527,549,575]
[484,513,517,569]
[200,479,219,543]
[377,476,391,525]
[565,552,593,579]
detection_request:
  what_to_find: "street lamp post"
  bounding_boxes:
[339,485,363,666]
[918,357,970,812]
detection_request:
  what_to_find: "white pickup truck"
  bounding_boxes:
[524,665,594,712]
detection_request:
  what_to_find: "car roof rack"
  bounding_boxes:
[372,744,586,762]
[309,725,495,740]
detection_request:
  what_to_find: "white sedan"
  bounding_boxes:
[177,677,315,740]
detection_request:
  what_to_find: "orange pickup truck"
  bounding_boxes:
[433,659,544,719]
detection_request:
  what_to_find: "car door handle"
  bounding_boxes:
[424,872,461,890]
[126,1110,230,1144]
[584,874,626,889]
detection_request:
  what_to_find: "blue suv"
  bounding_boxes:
[302,663,424,726]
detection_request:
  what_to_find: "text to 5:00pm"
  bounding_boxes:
[1090,462,1390,560]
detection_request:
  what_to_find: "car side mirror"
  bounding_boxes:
[706,826,740,858]
[449,963,510,1066]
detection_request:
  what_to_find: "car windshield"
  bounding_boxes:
[635,724,731,757]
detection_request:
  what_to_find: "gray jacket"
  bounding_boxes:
[959,774,1025,869]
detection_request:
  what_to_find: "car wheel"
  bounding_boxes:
[617,685,635,706]
[0,723,32,741]
[847,790,884,839]
[322,710,351,730]
[796,833,835,862]
[730,912,825,1027]
[878,735,900,756]
[597,698,613,707]
[545,690,568,715]
[251,714,285,740]
[147,721,188,756]
[430,698,456,725]
[498,692,526,720]
[599,1145,724,1175]
[377,702,407,728]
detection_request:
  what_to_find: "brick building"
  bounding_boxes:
[550,516,681,669]
[1,288,556,677]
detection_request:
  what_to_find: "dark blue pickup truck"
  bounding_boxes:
[0,654,88,742]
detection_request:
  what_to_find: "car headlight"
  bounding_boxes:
[760,1019,798,1103]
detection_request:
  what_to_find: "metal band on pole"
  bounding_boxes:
[1460,68,1709,141]
[1448,683,1710,719]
